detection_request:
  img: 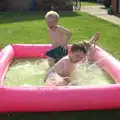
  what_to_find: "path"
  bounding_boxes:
[81,5,120,26]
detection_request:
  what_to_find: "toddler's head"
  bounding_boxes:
[45,11,59,29]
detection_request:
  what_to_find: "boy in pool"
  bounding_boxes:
[44,32,100,86]
[45,10,72,67]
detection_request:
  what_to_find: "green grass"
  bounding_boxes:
[81,1,97,6]
[0,11,120,60]
[1,109,120,120]
[0,11,120,119]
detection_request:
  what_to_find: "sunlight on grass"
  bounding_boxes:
[0,11,120,60]
[0,10,120,120]
[81,2,97,6]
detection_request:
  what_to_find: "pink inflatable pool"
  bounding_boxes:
[0,44,120,112]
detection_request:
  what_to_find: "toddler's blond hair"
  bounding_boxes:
[45,11,59,20]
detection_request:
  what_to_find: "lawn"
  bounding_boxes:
[0,11,120,119]
[81,1,98,6]
[0,11,120,59]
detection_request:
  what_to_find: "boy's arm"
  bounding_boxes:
[58,26,72,44]
[62,59,71,77]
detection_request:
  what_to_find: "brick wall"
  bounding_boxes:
[111,0,120,16]
[42,0,73,11]
[7,0,31,10]
[6,0,72,11]
[111,0,117,14]
[36,0,43,10]
[0,0,7,11]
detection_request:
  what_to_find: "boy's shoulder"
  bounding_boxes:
[60,56,71,62]
[57,25,67,33]
[57,25,65,29]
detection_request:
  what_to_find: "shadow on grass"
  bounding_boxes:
[1,109,120,120]
[0,11,81,24]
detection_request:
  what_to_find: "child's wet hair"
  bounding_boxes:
[71,41,90,54]
[45,10,59,20]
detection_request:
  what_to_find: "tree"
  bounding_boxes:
[104,0,111,8]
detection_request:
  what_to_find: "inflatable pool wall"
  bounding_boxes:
[0,44,120,112]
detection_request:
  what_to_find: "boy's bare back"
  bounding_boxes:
[53,56,75,77]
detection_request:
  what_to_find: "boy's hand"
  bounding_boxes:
[63,77,71,83]
[60,45,68,51]
[56,79,68,86]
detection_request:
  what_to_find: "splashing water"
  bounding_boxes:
[4,58,115,87]
[69,60,115,86]
[4,58,49,87]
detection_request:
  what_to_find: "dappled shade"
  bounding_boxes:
[0,11,81,24]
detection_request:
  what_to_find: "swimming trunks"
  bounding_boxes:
[44,71,55,82]
[45,46,68,63]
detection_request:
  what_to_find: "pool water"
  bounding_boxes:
[70,62,115,86]
[4,58,49,87]
[4,58,115,87]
